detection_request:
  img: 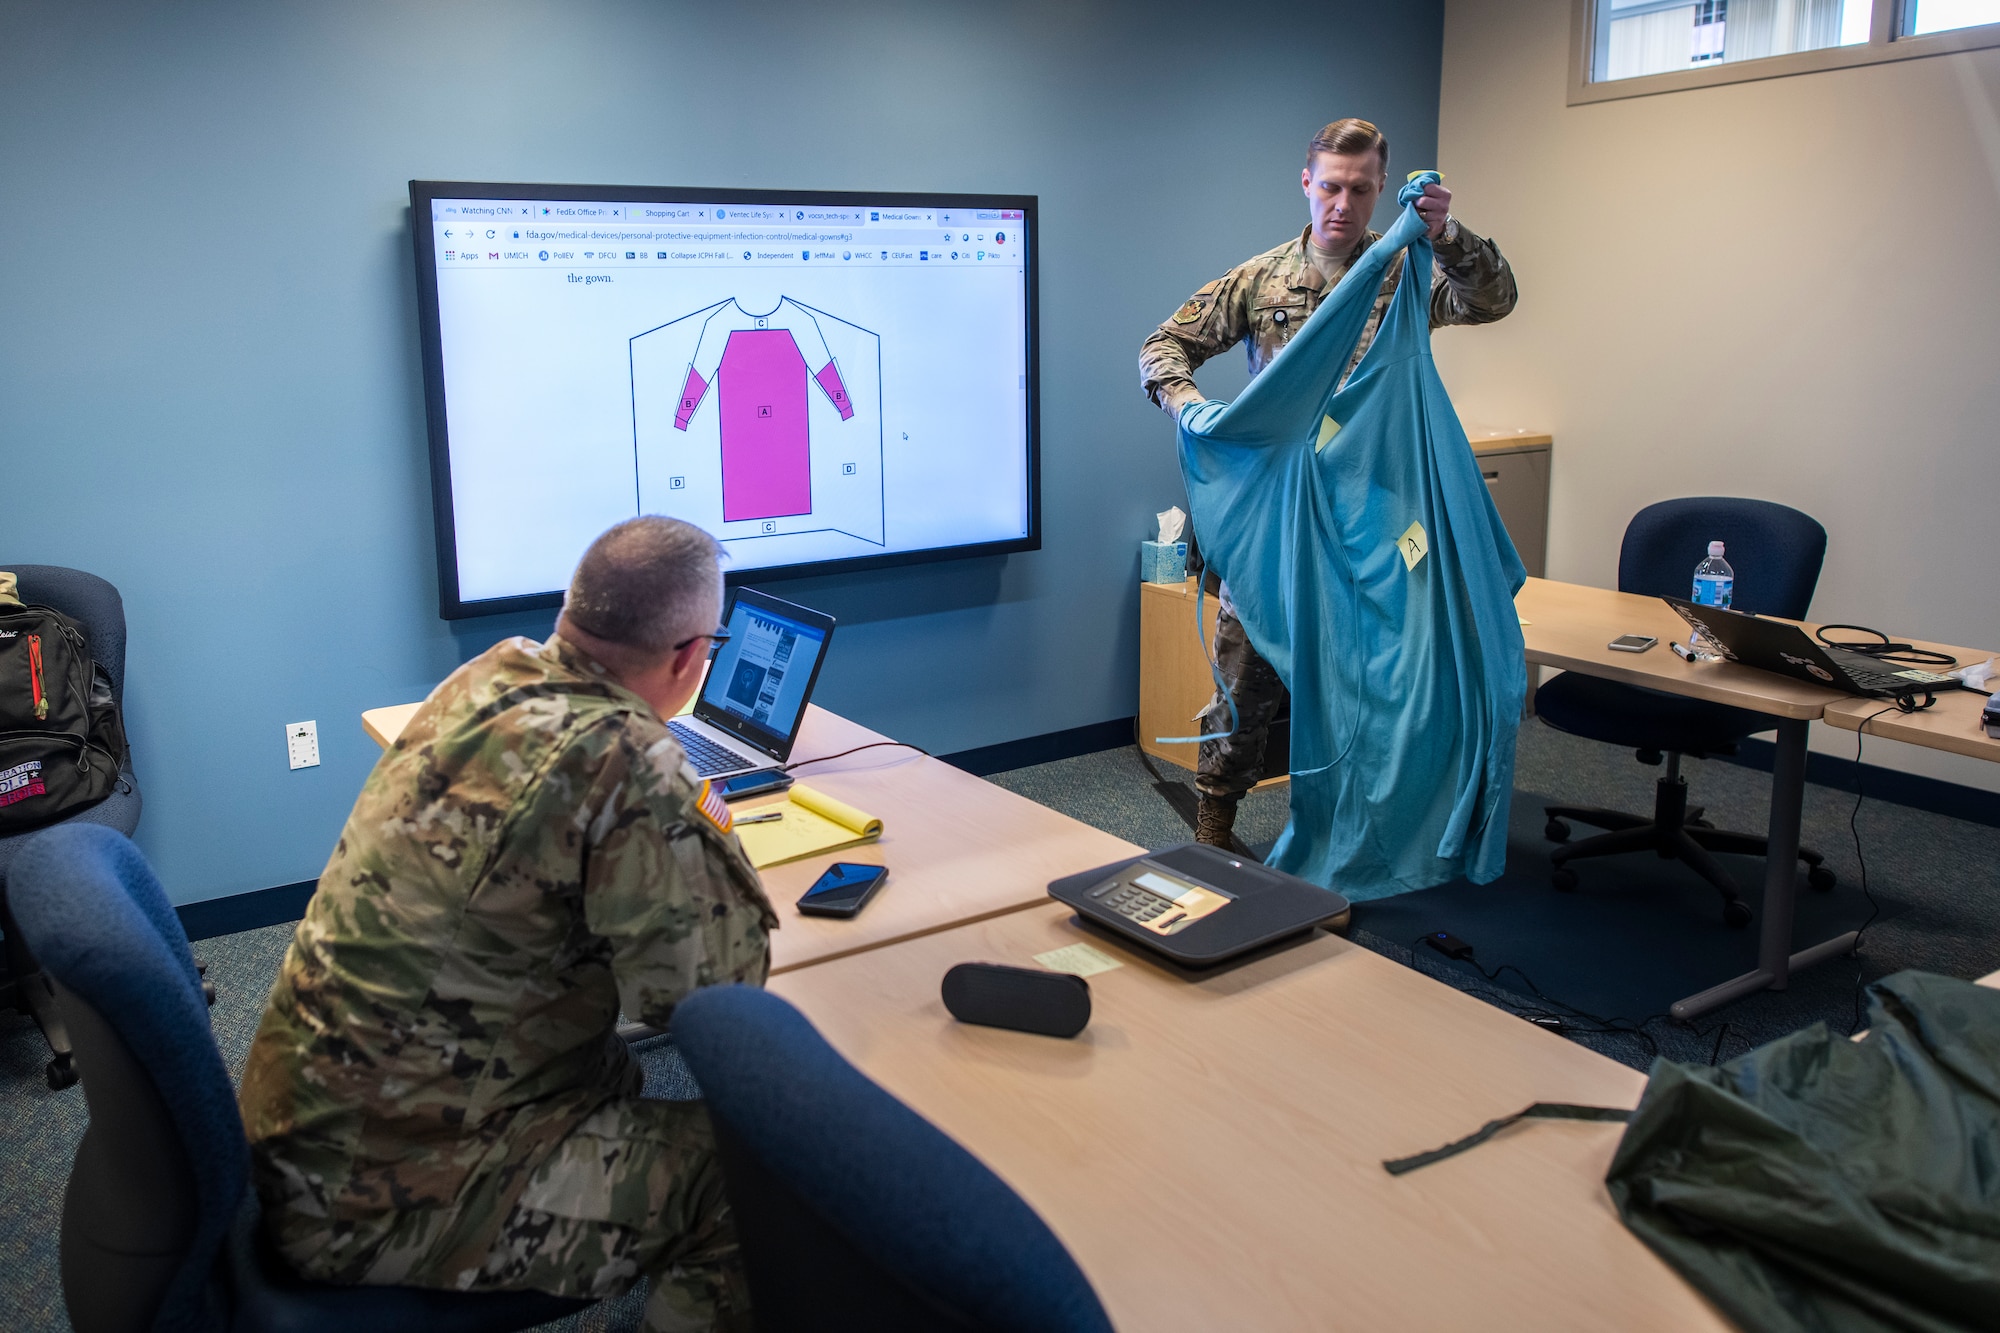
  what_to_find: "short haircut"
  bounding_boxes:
[562,516,724,653]
[1307,118,1389,172]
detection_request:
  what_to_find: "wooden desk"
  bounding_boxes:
[771,903,1727,1332]
[1516,579,1841,720]
[362,700,1143,976]
[1818,634,1998,764]
[1517,578,1852,1022]
[360,702,422,749]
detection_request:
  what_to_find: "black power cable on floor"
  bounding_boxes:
[1408,708,1928,1064]
[1843,705,1897,1034]
[1411,933,1750,1067]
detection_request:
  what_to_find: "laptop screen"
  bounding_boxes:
[696,591,833,754]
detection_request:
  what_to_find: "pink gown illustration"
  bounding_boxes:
[671,300,854,522]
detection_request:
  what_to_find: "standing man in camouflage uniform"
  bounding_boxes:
[239,517,775,1333]
[1138,117,1518,849]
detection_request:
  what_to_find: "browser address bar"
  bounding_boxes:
[517,227,860,244]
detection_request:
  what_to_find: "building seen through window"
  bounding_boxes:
[1598,0,1869,83]
[1578,0,2000,101]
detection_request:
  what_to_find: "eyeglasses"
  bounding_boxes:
[674,625,732,653]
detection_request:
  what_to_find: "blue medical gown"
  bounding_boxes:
[1177,177,1526,899]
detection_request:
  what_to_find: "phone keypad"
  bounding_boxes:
[1090,880,1183,930]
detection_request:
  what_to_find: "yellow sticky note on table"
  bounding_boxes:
[1033,942,1124,978]
[1315,415,1342,452]
[733,784,883,869]
[1397,520,1429,570]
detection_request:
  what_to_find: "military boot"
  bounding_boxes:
[1194,793,1239,848]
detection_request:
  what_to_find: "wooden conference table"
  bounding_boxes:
[362,700,1144,975]
[771,901,1729,1332]
[367,694,1731,1327]
[357,614,1992,1327]
[1516,578,1854,1021]
[1517,579,1999,1021]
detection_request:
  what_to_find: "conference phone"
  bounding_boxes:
[1049,843,1350,968]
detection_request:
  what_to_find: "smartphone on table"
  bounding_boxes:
[1608,634,1657,653]
[796,862,889,918]
[718,768,793,801]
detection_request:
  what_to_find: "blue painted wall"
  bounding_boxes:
[1,0,1444,904]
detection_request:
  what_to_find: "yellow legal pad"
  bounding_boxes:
[732,784,884,869]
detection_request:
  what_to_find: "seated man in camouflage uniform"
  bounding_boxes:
[1138,116,1519,849]
[238,516,775,1333]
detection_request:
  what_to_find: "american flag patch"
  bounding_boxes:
[696,779,733,833]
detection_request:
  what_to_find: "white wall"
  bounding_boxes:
[1437,0,2000,792]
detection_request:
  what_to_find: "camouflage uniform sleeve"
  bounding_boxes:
[579,721,778,1029]
[1138,268,1257,421]
[1428,220,1517,327]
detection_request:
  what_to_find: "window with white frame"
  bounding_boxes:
[1572,0,2000,102]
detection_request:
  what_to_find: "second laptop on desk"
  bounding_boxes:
[1664,597,1961,701]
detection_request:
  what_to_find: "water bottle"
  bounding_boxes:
[1688,540,1734,660]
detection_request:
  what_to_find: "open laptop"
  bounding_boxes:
[667,588,837,779]
[1663,597,1960,700]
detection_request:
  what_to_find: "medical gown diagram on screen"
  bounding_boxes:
[632,297,884,548]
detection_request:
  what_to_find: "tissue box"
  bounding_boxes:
[1140,540,1188,584]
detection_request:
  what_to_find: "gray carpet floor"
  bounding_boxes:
[4,718,1996,1331]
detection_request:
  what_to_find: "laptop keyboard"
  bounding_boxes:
[1825,649,1955,694]
[668,720,756,776]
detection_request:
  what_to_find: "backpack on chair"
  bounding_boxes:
[0,571,129,835]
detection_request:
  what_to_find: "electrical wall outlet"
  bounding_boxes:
[286,720,320,770]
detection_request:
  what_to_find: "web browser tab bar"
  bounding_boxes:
[436,201,536,221]
[531,202,626,221]
[628,202,714,223]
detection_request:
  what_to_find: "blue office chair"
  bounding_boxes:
[672,985,1114,1333]
[0,565,144,1089]
[6,824,593,1333]
[1537,498,1836,926]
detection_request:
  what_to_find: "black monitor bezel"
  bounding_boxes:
[691,587,838,761]
[409,179,1042,620]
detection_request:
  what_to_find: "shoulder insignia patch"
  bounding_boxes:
[1171,298,1207,325]
[696,779,733,834]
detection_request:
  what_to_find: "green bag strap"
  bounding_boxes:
[1383,1103,1632,1176]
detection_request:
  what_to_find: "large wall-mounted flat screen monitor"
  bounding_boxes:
[410,181,1040,618]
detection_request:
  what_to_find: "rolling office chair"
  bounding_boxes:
[0,565,143,1089]
[1535,498,1836,927]
[7,824,593,1333]
[672,985,1114,1333]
